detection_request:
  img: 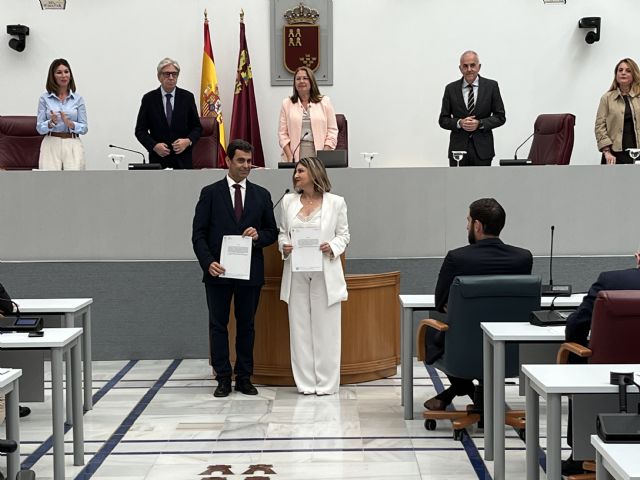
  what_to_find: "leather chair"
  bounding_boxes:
[0,116,43,170]
[335,113,348,163]
[557,290,640,480]
[192,116,219,169]
[417,275,541,439]
[528,113,575,165]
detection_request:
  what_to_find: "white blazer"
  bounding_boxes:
[278,192,350,306]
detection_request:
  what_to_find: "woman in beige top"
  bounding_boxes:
[595,58,640,164]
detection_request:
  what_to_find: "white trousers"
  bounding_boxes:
[39,135,85,170]
[288,271,341,394]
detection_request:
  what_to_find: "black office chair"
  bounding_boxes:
[0,440,35,480]
[417,275,541,439]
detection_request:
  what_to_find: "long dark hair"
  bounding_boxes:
[290,66,323,104]
[45,58,76,94]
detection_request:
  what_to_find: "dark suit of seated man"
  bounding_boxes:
[135,57,202,169]
[424,197,532,411]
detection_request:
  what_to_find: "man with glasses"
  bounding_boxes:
[135,57,202,169]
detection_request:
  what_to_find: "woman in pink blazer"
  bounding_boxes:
[278,157,349,394]
[278,66,338,162]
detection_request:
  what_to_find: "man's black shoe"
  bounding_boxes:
[19,406,31,418]
[561,455,585,476]
[213,378,232,398]
[234,378,258,395]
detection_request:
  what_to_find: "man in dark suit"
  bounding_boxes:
[424,198,532,410]
[566,254,640,347]
[561,254,640,476]
[192,139,277,397]
[135,57,202,169]
[439,51,506,167]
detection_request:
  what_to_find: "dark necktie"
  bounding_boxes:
[233,184,243,221]
[467,84,475,114]
[165,93,173,125]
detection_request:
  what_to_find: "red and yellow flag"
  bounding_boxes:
[200,11,227,168]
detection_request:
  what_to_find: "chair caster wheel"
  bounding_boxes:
[424,419,437,430]
[453,429,464,441]
[518,428,526,441]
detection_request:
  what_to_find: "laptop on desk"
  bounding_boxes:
[277,150,349,169]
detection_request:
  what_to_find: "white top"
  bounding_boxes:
[523,364,640,395]
[14,298,93,313]
[591,435,640,480]
[0,328,82,348]
[399,293,584,309]
[481,322,567,341]
[0,368,22,389]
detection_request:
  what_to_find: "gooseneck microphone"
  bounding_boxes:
[273,189,291,210]
[109,144,147,164]
[514,132,534,160]
[541,225,572,296]
[291,132,309,161]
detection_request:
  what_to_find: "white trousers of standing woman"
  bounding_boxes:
[288,271,341,394]
[39,135,85,170]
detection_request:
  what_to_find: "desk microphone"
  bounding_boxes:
[278,132,309,169]
[108,144,146,163]
[541,225,572,296]
[499,132,534,166]
[273,189,290,210]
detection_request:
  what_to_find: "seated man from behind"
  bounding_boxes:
[424,197,533,411]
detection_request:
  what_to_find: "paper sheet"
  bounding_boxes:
[219,235,252,280]
[291,227,323,272]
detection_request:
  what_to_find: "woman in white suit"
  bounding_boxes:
[279,157,350,395]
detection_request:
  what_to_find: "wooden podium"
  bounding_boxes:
[228,244,400,385]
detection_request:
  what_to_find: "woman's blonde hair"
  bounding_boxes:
[608,58,640,96]
[293,157,331,193]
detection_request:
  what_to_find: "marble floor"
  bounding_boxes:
[3,359,570,479]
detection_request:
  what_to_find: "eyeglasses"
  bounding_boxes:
[161,71,179,78]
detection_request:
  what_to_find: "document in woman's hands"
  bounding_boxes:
[219,235,252,280]
[291,227,323,272]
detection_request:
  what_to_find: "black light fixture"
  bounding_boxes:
[578,17,601,44]
[6,24,29,52]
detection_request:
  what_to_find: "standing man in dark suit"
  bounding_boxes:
[439,51,506,166]
[135,58,202,169]
[424,198,532,410]
[192,139,278,398]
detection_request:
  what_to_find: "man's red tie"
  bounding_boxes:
[233,184,243,221]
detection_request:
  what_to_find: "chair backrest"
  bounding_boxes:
[192,116,219,169]
[335,113,348,163]
[441,275,541,380]
[0,116,43,170]
[589,290,640,364]
[528,113,575,165]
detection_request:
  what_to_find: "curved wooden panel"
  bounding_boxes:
[229,245,400,386]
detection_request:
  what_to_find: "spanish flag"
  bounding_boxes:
[200,11,227,168]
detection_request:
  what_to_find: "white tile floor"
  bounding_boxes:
[3,359,570,479]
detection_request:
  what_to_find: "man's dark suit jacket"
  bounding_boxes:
[0,281,14,314]
[428,238,533,363]
[565,268,640,347]
[438,75,506,165]
[135,86,202,169]
[192,178,278,286]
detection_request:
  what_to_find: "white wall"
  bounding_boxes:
[1,0,637,169]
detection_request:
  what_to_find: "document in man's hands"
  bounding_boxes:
[291,227,323,272]
[219,235,252,280]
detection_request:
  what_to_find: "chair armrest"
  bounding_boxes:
[556,342,592,364]
[416,318,448,362]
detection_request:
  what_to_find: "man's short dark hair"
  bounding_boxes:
[469,198,505,236]
[227,139,253,161]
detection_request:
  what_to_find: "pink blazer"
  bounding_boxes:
[278,96,338,161]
